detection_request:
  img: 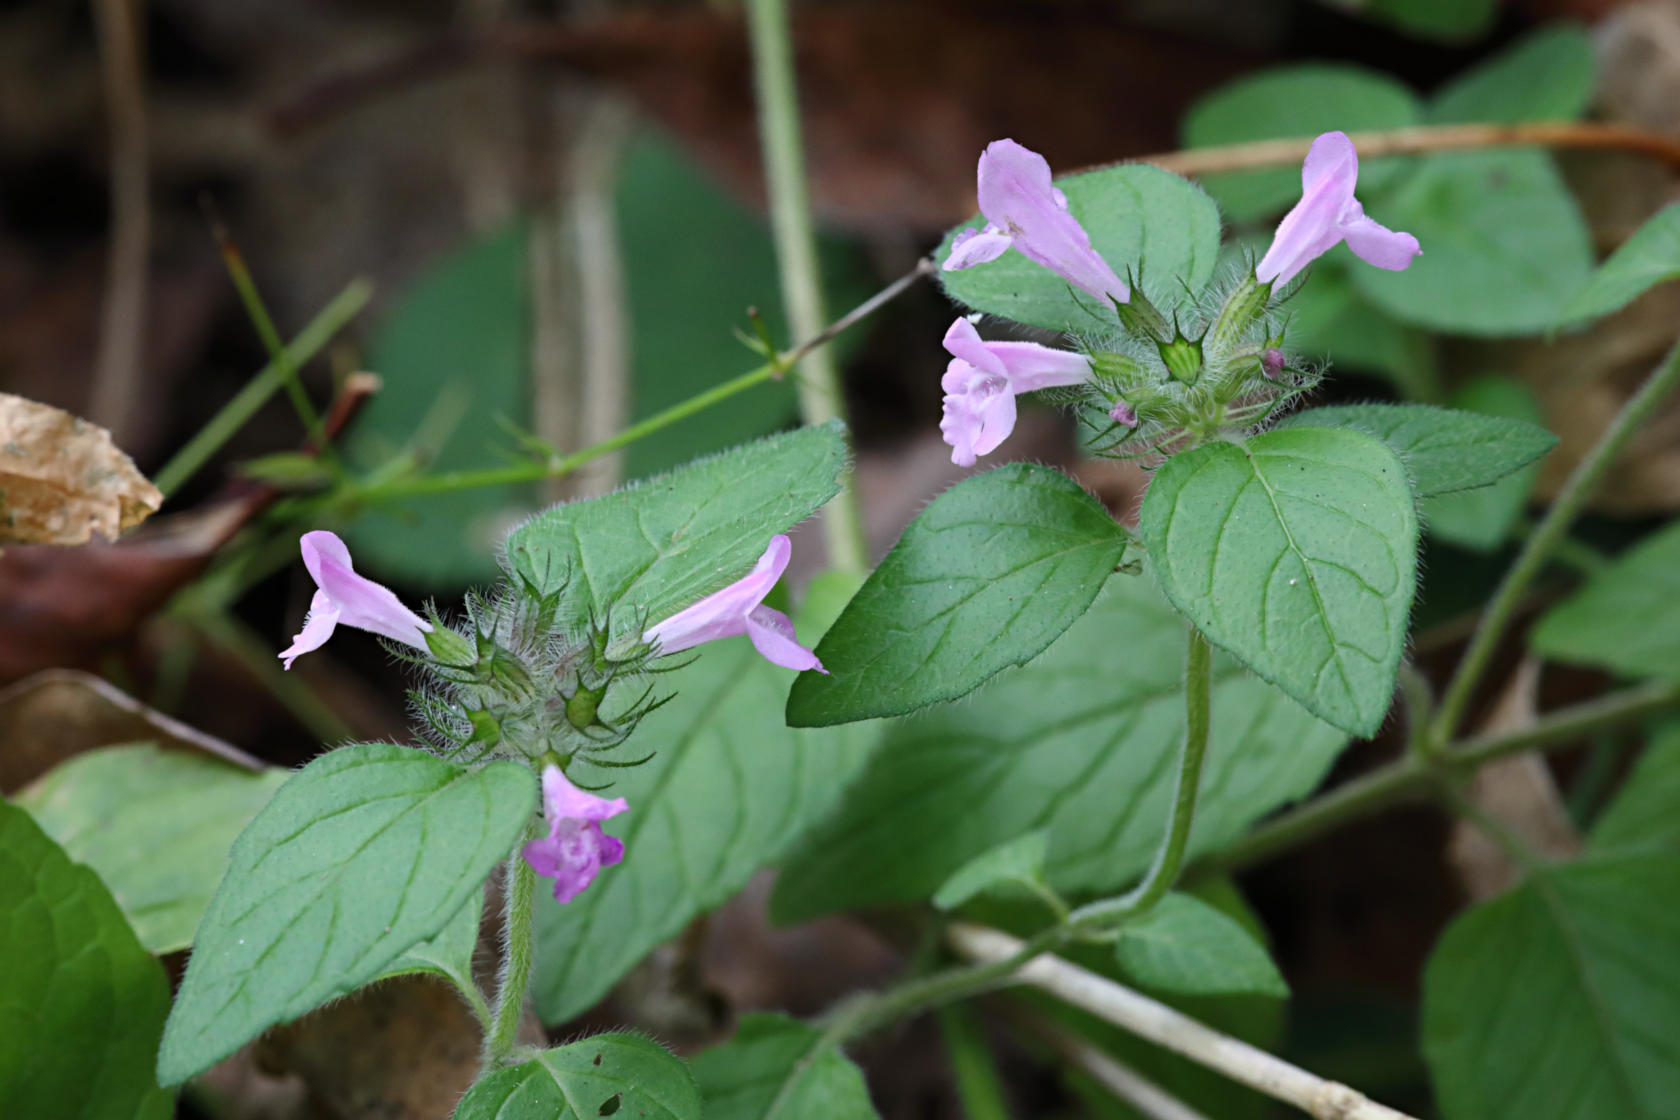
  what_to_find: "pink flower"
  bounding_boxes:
[940,318,1092,466]
[1255,131,1421,287]
[943,139,1130,305]
[278,531,432,669]
[643,535,824,673]
[522,765,627,904]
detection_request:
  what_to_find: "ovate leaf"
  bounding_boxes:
[1427,25,1596,126]
[156,743,537,1085]
[1422,854,1680,1120]
[0,802,171,1120]
[1590,729,1680,857]
[16,743,287,953]
[1360,0,1496,41]
[1530,518,1680,680]
[1181,65,1420,222]
[1419,377,1549,552]
[691,1014,879,1120]
[771,573,1346,923]
[454,1034,700,1120]
[375,886,482,991]
[787,464,1128,726]
[1562,204,1680,325]
[1113,892,1289,998]
[1280,399,1556,497]
[1140,427,1418,737]
[1351,149,1593,337]
[532,604,879,1025]
[937,165,1221,333]
[504,422,846,644]
[933,830,1050,911]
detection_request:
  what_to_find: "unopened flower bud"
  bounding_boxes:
[565,683,607,730]
[424,624,476,666]
[1261,348,1287,381]
[1207,274,1272,356]
[1157,334,1204,386]
[1108,400,1138,427]
[1115,289,1172,344]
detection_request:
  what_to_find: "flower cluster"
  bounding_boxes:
[277,531,822,903]
[938,130,1419,465]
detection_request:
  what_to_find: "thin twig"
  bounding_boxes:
[89,0,150,442]
[949,926,1420,1120]
[1041,1022,1213,1120]
[1125,121,1680,178]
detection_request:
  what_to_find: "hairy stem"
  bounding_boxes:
[746,0,869,575]
[1431,337,1680,746]
[483,826,538,1069]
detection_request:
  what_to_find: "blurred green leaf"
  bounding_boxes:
[1358,0,1497,42]
[1113,892,1289,999]
[1590,727,1680,857]
[1427,25,1596,125]
[1283,263,1438,398]
[1422,853,1680,1120]
[1419,377,1548,551]
[1182,65,1420,223]
[1562,203,1680,325]
[0,802,172,1120]
[937,165,1222,332]
[933,830,1050,911]
[1352,150,1593,336]
[1531,518,1680,680]
[15,743,286,954]
[690,1015,878,1120]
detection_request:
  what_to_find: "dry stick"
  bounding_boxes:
[89,0,150,442]
[1012,1006,1213,1120]
[949,926,1420,1120]
[1123,121,1680,178]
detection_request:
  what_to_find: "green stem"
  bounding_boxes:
[936,1004,1013,1120]
[1069,626,1212,928]
[745,0,868,575]
[484,826,539,1070]
[1431,337,1680,746]
[1211,676,1680,874]
[153,279,373,498]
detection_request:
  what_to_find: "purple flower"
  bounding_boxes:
[941,317,1092,466]
[522,765,628,904]
[643,535,825,673]
[278,531,432,669]
[1255,131,1421,287]
[943,139,1130,305]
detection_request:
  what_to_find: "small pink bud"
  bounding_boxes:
[1108,400,1138,427]
[1261,348,1287,381]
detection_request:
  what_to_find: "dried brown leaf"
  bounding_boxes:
[0,391,161,544]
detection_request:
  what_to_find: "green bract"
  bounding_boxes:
[1141,427,1418,738]
[156,743,536,1085]
[787,464,1128,726]
[936,164,1221,333]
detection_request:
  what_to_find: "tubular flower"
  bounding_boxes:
[643,535,825,673]
[1255,131,1421,287]
[522,765,628,904]
[941,317,1092,466]
[943,139,1130,305]
[278,531,431,669]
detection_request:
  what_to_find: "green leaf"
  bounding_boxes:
[1422,853,1680,1120]
[1113,892,1289,998]
[771,572,1346,923]
[615,130,872,479]
[787,464,1128,726]
[453,1034,700,1120]
[1591,729,1680,856]
[933,830,1049,911]
[156,743,537,1085]
[936,165,1222,334]
[1531,518,1680,680]
[375,885,482,990]
[346,219,533,586]
[531,604,879,1025]
[1562,204,1680,325]
[504,422,846,644]
[691,1014,879,1120]
[15,743,286,954]
[1427,25,1596,125]
[1352,150,1594,336]
[1140,427,1418,737]
[0,802,172,1120]
[1181,65,1420,223]
[1282,262,1438,398]
[1279,399,1556,497]
[1419,377,1549,552]
[1360,0,1496,41]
